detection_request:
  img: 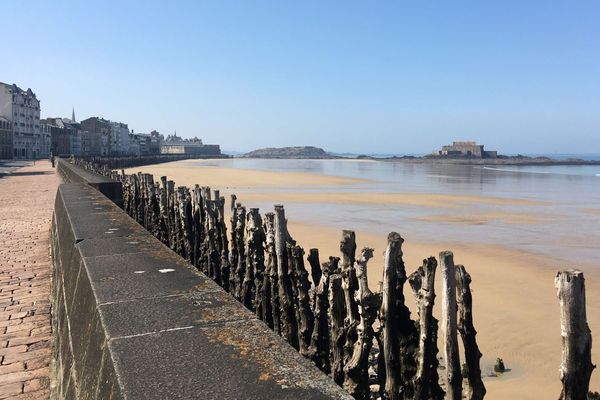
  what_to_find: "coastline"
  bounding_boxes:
[124,159,600,400]
[236,154,600,166]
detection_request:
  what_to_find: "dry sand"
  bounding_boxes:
[125,161,599,399]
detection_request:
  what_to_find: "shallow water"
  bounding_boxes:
[189,159,600,267]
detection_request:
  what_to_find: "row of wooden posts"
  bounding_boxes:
[72,158,595,400]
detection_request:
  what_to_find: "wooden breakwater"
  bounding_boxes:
[70,157,596,400]
[73,153,230,170]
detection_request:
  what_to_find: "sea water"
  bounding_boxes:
[189,158,600,267]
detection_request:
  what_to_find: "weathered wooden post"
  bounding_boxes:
[215,192,230,290]
[245,208,266,315]
[309,259,333,374]
[380,232,403,400]
[409,257,444,400]
[291,244,314,357]
[233,205,247,302]
[440,251,462,400]
[340,230,359,324]
[456,264,486,400]
[264,212,280,334]
[329,273,346,386]
[274,205,299,349]
[344,247,378,400]
[556,269,595,400]
[307,248,322,286]
[241,208,260,309]
[191,184,203,267]
[166,180,175,249]
[229,200,240,296]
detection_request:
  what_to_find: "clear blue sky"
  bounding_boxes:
[2,1,599,154]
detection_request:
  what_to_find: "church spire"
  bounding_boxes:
[72,107,76,123]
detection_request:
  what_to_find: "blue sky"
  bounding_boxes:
[2,1,599,154]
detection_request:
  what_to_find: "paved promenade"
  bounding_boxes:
[0,161,60,399]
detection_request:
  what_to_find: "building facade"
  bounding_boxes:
[0,117,12,159]
[42,118,70,156]
[160,132,220,156]
[38,122,52,158]
[80,117,110,156]
[0,82,43,159]
[109,121,130,155]
[436,141,497,158]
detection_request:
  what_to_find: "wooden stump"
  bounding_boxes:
[309,259,332,374]
[263,212,278,332]
[291,244,314,357]
[274,205,299,350]
[556,269,595,400]
[329,273,346,386]
[409,257,444,400]
[456,264,486,400]
[440,251,462,400]
[344,247,378,400]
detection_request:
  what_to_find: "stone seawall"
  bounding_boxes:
[50,162,350,399]
[56,158,123,208]
[79,154,230,170]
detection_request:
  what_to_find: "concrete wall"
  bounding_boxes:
[76,153,229,170]
[50,163,350,399]
[56,158,123,208]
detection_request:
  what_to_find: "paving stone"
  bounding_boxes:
[23,376,49,392]
[0,381,23,398]
[0,161,58,396]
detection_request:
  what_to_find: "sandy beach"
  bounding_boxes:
[125,159,600,399]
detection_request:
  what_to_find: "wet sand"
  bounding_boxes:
[125,161,600,399]
[413,211,551,225]
[125,159,363,188]
[287,221,600,400]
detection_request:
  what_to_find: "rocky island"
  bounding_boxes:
[241,146,336,159]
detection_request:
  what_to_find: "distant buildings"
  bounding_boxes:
[0,82,49,159]
[109,121,130,155]
[434,141,497,158]
[129,130,163,156]
[80,117,110,156]
[0,117,12,159]
[160,132,221,156]
[0,81,221,159]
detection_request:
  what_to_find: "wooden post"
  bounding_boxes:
[233,205,247,301]
[264,212,280,335]
[409,257,444,400]
[440,251,462,400]
[229,200,240,296]
[380,232,402,400]
[329,273,346,386]
[274,205,298,348]
[307,248,322,287]
[243,208,264,311]
[309,259,333,374]
[556,269,595,400]
[215,193,229,290]
[340,230,359,324]
[455,264,486,400]
[344,247,378,400]
[250,208,267,318]
[291,244,314,357]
